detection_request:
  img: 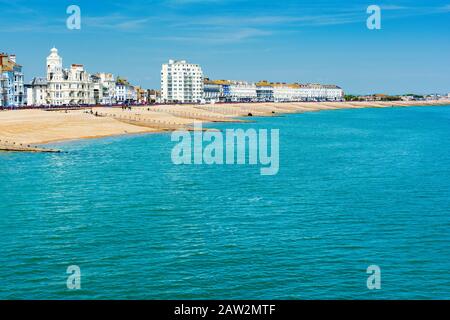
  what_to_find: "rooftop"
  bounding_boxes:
[30,77,48,86]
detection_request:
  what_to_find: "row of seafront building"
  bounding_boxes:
[202,80,344,103]
[161,59,345,104]
[38,48,155,107]
[1,50,345,108]
[1,48,157,108]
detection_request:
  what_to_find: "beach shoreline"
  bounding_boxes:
[1,100,449,148]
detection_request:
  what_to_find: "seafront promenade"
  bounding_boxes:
[0,100,449,150]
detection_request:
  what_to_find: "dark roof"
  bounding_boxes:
[30,77,48,86]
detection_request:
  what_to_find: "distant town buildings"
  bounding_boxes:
[0,53,24,107]
[161,59,204,103]
[202,79,344,103]
[2,49,357,108]
[3,49,449,108]
[344,93,450,102]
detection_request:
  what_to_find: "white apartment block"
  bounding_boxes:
[161,59,203,103]
[46,47,95,106]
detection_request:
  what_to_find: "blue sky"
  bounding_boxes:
[1,0,449,94]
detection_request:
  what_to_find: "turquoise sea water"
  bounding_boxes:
[0,106,449,299]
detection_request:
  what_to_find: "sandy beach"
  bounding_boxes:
[0,100,449,148]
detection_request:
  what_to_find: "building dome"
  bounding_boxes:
[47,47,63,77]
[47,47,62,63]
[49,47,59,57]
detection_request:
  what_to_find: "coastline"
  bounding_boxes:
[0,100,449,148]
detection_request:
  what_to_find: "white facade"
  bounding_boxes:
[322,85,344,101]
[256,86,274,102]
[272,85,302,102]
[26,77,48,106]
[207,79,344,103]
[161,59,203,103]
[259,83,344,102]
[115,79,137,103]
[46,48,95,106]
[225,81,257,102]
[298,84,344,101]
[93,73,116,105]
[203,82,222,103]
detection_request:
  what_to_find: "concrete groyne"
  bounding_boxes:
[0,139,60,153]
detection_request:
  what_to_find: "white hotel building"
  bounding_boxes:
[46,48,94,106]
[161,59,203,103]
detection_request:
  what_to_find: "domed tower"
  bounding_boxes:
[47,47,63,81]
